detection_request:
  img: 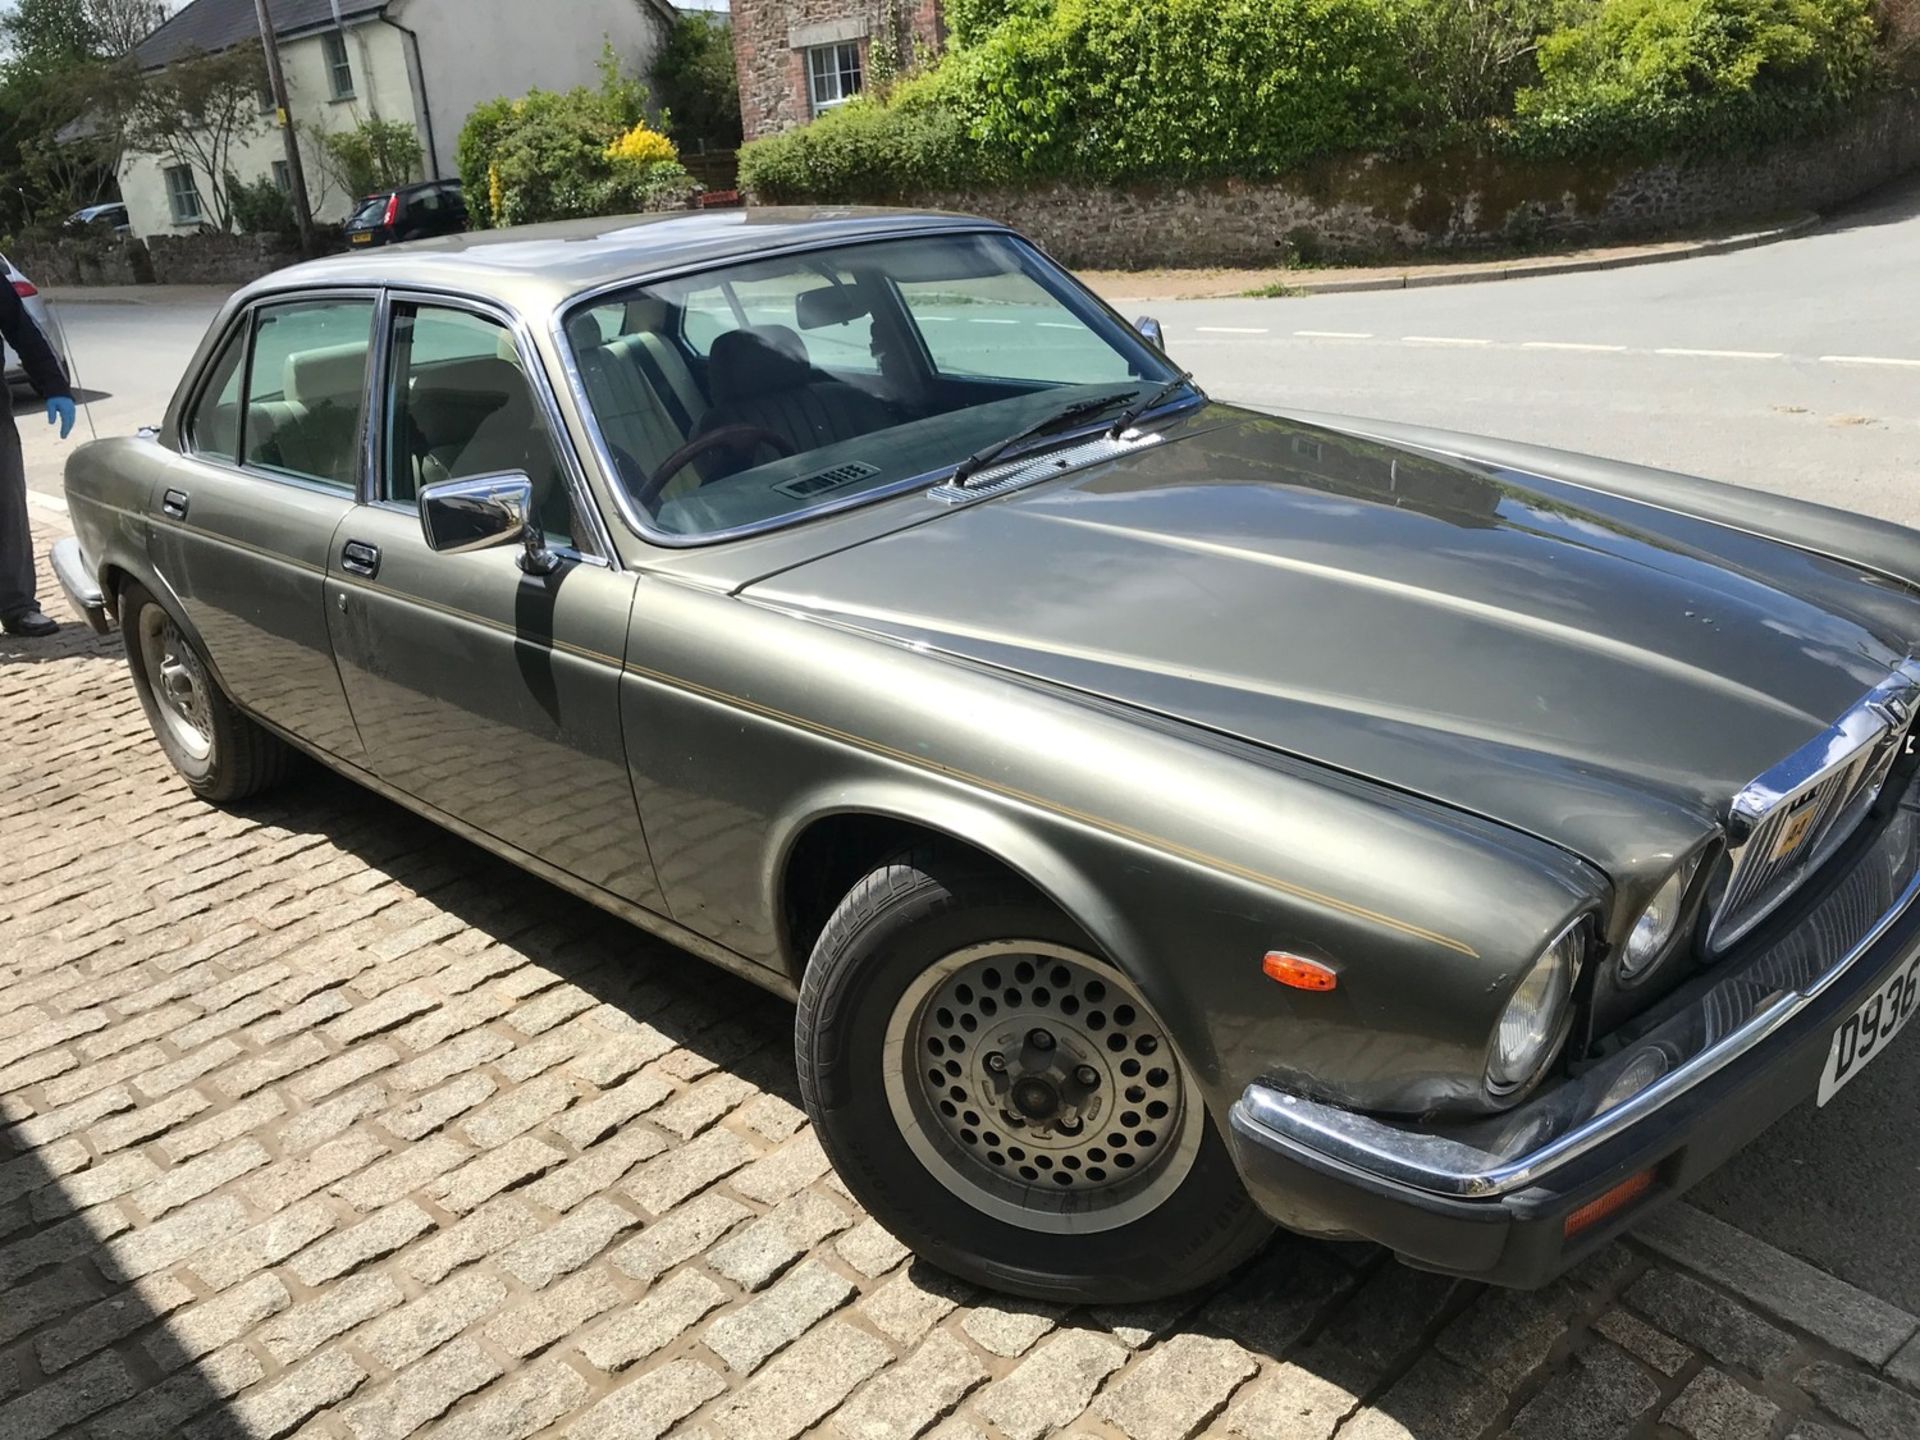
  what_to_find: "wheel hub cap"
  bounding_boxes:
[884,940,1201,1233]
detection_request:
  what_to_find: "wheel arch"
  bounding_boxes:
[768,780,1148,987]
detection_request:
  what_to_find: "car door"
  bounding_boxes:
[323,294,664,910]
[149,292,371,759]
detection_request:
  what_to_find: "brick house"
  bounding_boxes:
[732,0,943,141]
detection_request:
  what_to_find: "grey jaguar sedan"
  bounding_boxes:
[55,209,1920,1301]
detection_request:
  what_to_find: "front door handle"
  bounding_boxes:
[341,540,381,578]
[161,488,189,519]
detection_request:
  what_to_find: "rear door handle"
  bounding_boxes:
[161,488,189,519]
[341,540,381,578]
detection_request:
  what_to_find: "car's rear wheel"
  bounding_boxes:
[120,581,289,803]
[797,847,1272,1302]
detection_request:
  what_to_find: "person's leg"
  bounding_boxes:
[0,416,51,632]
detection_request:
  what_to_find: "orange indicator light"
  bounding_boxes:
[1262,952,1339,992]
[1563,1168,1656,1238]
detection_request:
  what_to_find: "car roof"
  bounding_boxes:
[243,207,1009,316]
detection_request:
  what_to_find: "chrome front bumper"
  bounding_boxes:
[1230,770,1920,1280]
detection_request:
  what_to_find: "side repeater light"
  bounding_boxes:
[1263,952,1338,992]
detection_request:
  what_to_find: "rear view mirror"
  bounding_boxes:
[418,471,559,575]
[797,284,871,330]
[1134,316,1166,351]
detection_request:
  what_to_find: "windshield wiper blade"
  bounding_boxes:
[1106,370,1198,439]
[950,389,1136,488]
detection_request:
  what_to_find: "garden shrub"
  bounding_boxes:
[225,172,295,237]
[454,48,697,228]
[1509,0,1881,154]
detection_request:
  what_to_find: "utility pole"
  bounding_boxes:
[252,0,317,254]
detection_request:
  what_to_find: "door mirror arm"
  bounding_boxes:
[418,470,559,575]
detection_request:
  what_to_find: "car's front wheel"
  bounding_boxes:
[120,581,289,804]
[797,847,1272,1303]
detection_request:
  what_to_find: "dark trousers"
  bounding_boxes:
[0,417,34,618]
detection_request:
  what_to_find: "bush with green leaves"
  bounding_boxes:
[320,117,422,200]
[652,12,740,150]
[741,0,1895,201]
[454,47,696,228]
[224,171,295,237]
[1509,0,1881,154]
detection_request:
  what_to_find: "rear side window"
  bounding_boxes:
[241,298,375,490]
[186,326,246,463]
[350,195,389,226]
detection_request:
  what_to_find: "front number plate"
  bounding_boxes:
[1818,953,1920,1105]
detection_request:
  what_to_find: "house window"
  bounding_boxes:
[272,161,291,193]
[164,165,203,224]
[807,42,862,115]
[323,31,355,99]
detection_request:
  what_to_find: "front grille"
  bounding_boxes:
[1710,662,1920,949]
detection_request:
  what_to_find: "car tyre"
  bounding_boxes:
[120,580,289,803]
[797,846,1272,1303]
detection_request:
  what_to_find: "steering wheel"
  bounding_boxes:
[637,425,797,509]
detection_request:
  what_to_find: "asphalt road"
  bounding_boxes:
[15,179,1920,1309]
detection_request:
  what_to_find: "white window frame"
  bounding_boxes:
[271,161,292,193]
[806,42,862,116]
[164,164,204,225]
[323,31,355,100]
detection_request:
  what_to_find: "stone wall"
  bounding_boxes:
[144,232,305,286]
[899,92,1920,268]
[735,0,943,142]
[9,235,151,288]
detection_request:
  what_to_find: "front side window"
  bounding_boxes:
[324,32,355,99]
[384,303,584,550]
[562,232,1180,542]
[242,297,374,490]
[164,165,202,224]
[807,42,862,115]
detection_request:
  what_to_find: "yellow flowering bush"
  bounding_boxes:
[607,123,679,169]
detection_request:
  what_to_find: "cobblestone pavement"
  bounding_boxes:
[8,502,1920,1440]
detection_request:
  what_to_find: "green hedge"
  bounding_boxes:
[740,0,1893,201]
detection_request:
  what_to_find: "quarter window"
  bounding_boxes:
[806,42,862,115]
[164,165,203,225]
[384,303,585,550]
[241,298,375,491]
[323,31,355,99]
[185,327,246,463]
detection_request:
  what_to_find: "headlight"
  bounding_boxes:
[1487,918,1584,1094]
[1618,857,1700,985]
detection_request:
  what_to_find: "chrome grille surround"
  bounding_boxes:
[1710,658,1920,951]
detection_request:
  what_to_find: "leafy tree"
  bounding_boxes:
[85,0,169,55]
[2,0,98,79]
[652,13,740,151]
[318,116,422,199]
[123,42,269,230]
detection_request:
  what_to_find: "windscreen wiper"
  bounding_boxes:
[950,389,1136,489]
[1106,371,1198,439]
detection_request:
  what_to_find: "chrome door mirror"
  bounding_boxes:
[417,471,560,575]
[1134,316,1166,352]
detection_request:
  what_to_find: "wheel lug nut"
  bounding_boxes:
[1075,1065,1099,1087]
[985,1052,1007,1073]
[1028,1029,1055,1051]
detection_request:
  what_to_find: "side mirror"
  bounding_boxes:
[1134,316,1167,352]
[418,471,560,575]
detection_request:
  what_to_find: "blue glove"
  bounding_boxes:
[47,396,75,440]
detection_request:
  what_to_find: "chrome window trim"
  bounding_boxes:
[549,226,1185,550]
[376,286,622,571]
[176,287,383,502]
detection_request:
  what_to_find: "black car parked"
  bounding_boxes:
[343,179,467,248]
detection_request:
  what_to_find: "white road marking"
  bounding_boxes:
[1819,354,1920,368]
[1294,330,1373,339]
[1654,347,1783,360]
[25,488,67,517]
[1402,336,1491,346]
[1196,326,1269,334]
[1037,322,1080,330]
[920,315,956,322]
[968,318,1019,325]
[1521,341,1627,353]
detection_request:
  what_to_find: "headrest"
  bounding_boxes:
[284,343,370,406]
[409,355,524,406]
[708,326,810,404]
[624,295,672,333]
